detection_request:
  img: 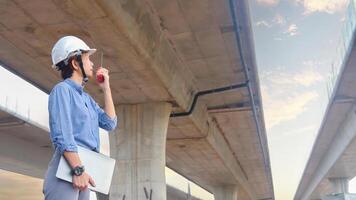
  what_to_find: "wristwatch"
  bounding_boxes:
[71,165,85,176]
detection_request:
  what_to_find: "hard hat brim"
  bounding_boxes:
[87,48,97,55]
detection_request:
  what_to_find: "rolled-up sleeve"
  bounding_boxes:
[89,96,117,131]
[48,85,78,154]
[99,111,117,131]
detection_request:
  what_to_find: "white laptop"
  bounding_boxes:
[56,146,116,194]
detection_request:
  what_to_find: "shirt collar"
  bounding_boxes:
[64,78,84,94]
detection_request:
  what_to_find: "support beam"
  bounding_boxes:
[329,178,349,194]
[96,0,196,111]
[108,102,172,200]
[213,185,238,200]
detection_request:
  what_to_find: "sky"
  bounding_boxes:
[0,0,354,200]
[249,0,353,199]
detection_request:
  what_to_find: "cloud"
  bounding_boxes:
[263,67,324,88]
[293,69,323,87]
[256,20,272,28]
[296,0,349,14]
[260,63,324,129]
[273,14,286,25]
[262,90,319,129]
[284,24,299,36]
[257,0,280,6]
[255,14,286,29]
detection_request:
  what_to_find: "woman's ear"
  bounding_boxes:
[71,59,79,71]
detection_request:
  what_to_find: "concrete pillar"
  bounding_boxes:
[329,178,349,194]
[108,102,172,200]
[213,185,238,200]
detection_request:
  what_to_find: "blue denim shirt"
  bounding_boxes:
[48,78,117,154]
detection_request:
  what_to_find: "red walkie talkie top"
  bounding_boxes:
[96,52,105,83]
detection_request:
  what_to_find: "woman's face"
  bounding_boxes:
[80,53,94,78]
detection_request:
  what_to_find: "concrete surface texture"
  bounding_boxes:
[0,0,274,199]
[108,103,172,200]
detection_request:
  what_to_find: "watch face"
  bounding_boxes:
[75,168,81,175]
[72,166,84,176]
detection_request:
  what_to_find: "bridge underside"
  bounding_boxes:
[0,0,273,199]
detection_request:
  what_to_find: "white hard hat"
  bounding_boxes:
[51,36,96,70]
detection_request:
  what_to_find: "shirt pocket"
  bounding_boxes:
[72,104,89,127]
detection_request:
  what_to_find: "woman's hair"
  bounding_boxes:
[55,51,88,80]
[56,57,76,80]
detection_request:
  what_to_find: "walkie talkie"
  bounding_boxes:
[96,52,105,83]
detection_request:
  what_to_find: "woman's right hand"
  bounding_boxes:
[72,172,96,191]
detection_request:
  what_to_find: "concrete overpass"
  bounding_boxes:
[0,0,273,199]
[294,1,356,199]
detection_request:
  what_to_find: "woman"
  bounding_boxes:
[43,36,117,200]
